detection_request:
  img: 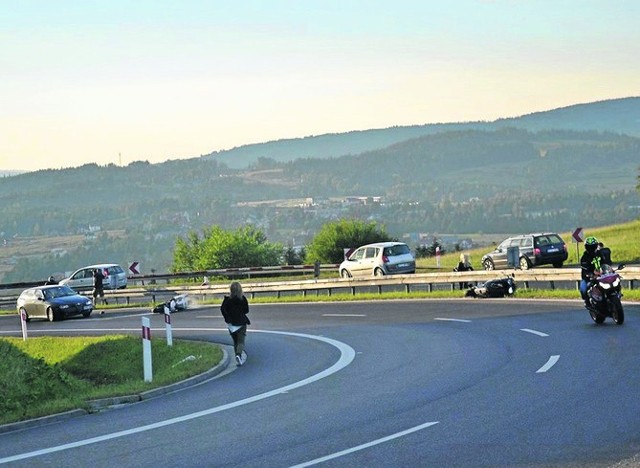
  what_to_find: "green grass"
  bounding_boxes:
[0,336,222,425]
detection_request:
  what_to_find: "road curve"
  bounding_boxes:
[0,299,639,467]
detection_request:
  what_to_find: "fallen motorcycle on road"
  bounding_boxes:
[465,276,517,298]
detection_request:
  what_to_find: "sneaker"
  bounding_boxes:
[235,354,242,366]
[240,351,247,365]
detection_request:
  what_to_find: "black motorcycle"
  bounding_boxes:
[465,276,517,298]
[586,264,625,325]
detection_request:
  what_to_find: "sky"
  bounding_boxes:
[1,1,639,172]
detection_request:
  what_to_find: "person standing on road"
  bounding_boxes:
[220,281,251,366]
[92,268,107,309]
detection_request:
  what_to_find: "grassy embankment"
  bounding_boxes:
[0,336,222,426]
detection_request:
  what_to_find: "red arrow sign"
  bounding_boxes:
[572,227,584,243]
[129,261,140,275]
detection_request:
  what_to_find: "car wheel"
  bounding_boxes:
[82,309,92,318]
[374,268,385,277]
[519,256,531,270]
[340,269,351,279]
[19,307,30,323]
[482,258,494,271]
[47,307,56,322]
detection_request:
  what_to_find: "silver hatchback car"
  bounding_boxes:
[339,242,416,278]
[59,263,127,291]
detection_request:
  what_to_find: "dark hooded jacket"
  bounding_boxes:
[220,295,250,326]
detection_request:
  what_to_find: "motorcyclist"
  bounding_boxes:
[580,236,603,308]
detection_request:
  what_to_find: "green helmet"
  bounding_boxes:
[585,236,599,253]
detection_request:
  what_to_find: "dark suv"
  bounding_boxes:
[481,233,568,270]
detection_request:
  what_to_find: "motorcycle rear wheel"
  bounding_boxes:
[611,296,625,325]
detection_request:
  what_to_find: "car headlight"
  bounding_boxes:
[60,304,70,309]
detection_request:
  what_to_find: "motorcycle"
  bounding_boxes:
[151,294,190,314]
[585,264,625,325]
[465,275,517,298]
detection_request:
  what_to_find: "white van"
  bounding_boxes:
[60,264,127,291]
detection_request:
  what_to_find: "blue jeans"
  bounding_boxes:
[579,279,590,300]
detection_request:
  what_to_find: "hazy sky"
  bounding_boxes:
[2,1,639,172]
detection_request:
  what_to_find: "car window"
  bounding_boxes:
[520,238,532,248]
[385,244,410,256]
[535,236,550,246]
[547,234,563,244]
[509,239,521,248]
[364,247,377,259]
[498,240,511,250]
[352,248,365,260]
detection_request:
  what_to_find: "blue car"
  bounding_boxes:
[17,285,94,322]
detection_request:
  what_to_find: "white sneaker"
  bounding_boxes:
[240,351,247,365]
[235,354,242,366]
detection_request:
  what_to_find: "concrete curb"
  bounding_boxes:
[0,347,231,435]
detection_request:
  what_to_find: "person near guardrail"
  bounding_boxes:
[93,268,107,310]
[44,275,57,285]
[454,253,474,289]
[220,281,251,366]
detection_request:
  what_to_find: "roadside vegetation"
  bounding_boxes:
[0,336,222,426]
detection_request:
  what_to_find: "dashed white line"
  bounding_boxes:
[323,314,367,317]
[520,328,549,337]
[434,318,472,323]
[536,355,560,373]
[290,421,440,467]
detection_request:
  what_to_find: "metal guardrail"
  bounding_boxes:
[2,266,638,310]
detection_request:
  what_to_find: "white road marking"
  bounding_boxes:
[536,355,560,373]
[290,421,440,467]
[520,328,549,337]
[323,314,366,317]
[434,318,472,323]
[0,329,356,465]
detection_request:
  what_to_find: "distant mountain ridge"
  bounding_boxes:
[208,96,640,168]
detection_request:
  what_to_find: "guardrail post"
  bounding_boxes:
[427,283,432,293]
[549,281,555,290]
[351,286,356,296]
[405,284,410,293]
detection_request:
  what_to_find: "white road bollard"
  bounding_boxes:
[20,309,28,341]
[142,317,153,382]
[164,306,173,347]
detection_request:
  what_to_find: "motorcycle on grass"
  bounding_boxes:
[585,264,625,325]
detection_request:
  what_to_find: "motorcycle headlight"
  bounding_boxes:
[612,279,620,288]
[599,282,611,290]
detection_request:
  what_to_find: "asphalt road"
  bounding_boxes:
[0,299,639,467]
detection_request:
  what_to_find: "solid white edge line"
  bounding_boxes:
[520,328,549,337]
[536,355,560,373]
[289,421,439,468]
[0,329,355,465]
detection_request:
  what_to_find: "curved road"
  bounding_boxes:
[1,299,639,467]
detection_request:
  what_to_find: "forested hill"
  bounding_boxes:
[208,96,640,168]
